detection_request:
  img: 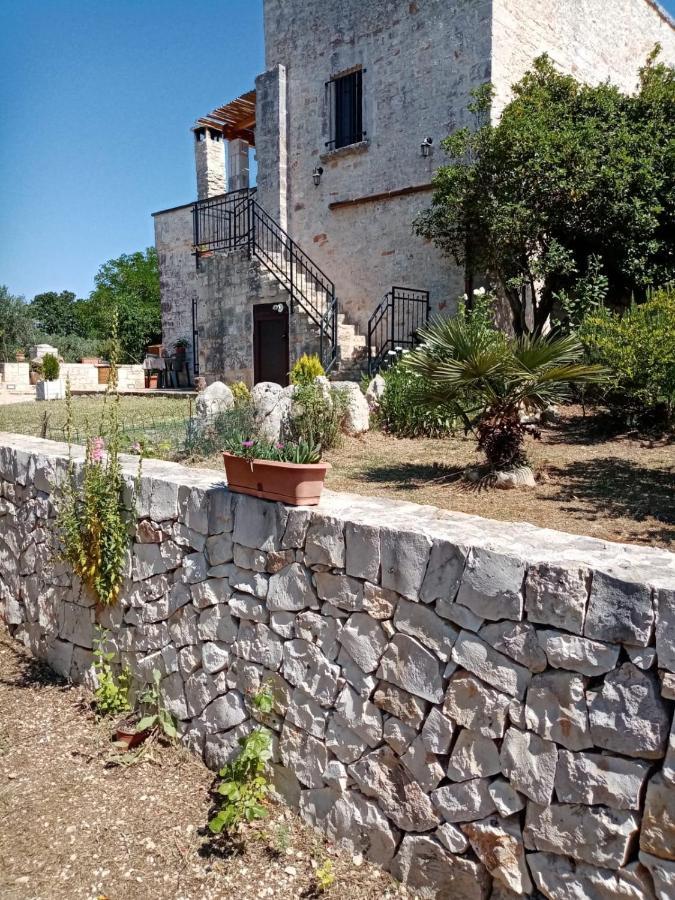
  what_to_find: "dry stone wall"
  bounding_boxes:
[1,433,674,899]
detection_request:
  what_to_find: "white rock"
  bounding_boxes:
[304,518,345,568]
[235,621,283,670]
[295,610,341,659]
[443,671,511,739]
[524,802,640,870]
[279,723,328,789]
[421,707,455,754]
[500,727,558,805]
[401,735,445,793]
[383,716,418,755]
[232,493,288,551]
[365,374,385,405]
[641,773,675,861]
[390,835,491,900]
[451,630,531,700]
[201,641,230,674]
[640,851,675,900]
[626,646,656,670]
[325,716,368,764]
[377,633,444,703]
[394,598,458,661]
[159,672,187,721]
[537,628,620,676]
[479,620,547,673]
[585,570,654,647]
[286,687,328,738]
[202,692,248,733]
[185,669,219,717]
[205,532,234,566]
[362,581,397,620]
[656,587,675,671]
[330,381,370,434]
[446,729,501,782]
[335,684,382,748]
[436,822,469,854]
[267,562,318,611]
[282,639,340,707]
[198,605,237,643]
[315,571,363,612]
[269,610,295,639]
[338,612,387,673]
[587,664,670,759]
[419,540,468,604]
[489,778,525,817]
[251,381,289,442]
[525,564,589,634]
[462,815,533,895]
[529,852,656,900]
[380,529,433,601]
[337,646,377,698]
[555,749,650,810]
[228,592,269,623]
[349,747,440,832]
[431,778,497,824]
[455,547,525,622]
[525,670,593,751]
[195,381,234,420]
[345,522,381,583]
[326,790,400,869]
[373,680,428,728]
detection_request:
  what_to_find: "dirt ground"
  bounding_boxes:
[194,406,673,550]
[0,632,401,900]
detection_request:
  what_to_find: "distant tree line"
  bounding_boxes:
[0,248,161,364]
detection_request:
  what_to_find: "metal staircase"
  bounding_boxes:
[193,189,340,372]
[367,286,430,375]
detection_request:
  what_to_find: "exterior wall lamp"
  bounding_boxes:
[421,137,433,158]
[312,166,324,186]
[272,303,285,314]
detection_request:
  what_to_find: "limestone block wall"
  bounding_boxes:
[1,432,674,899]
[0,363,30,391]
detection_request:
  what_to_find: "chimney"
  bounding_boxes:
[194,127,226,199]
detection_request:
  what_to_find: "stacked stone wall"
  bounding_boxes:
[1,433,674,899]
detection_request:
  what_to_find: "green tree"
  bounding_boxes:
[415,50,675,334]
[0,286,34,360]
[29,290,80,336]
[88,248,161,363]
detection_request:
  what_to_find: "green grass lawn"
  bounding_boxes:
[0,396,194,453]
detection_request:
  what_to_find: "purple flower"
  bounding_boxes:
[90,436,105,463]
[275,442,285,449]
[131,441,142,454]
[241,440,255,448]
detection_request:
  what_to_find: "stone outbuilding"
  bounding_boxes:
[153,0,675,386]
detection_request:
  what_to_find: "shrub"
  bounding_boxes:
[376,362,458,438]
[34,332,102,363]
[92,627,131,718]
[230,381,252,408]
[290,353,324,385]
[184,404,256,458]
[405,322,605,471]
[208,727,273,836]
[55,316,136,605]
[42,353,60,382]
[579,290,675,424]
[289,380,347,450]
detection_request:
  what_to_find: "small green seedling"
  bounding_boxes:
[208,728,273,836]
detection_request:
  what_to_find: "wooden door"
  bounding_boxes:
[253,303,289,385]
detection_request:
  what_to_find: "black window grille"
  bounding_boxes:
[327,69,364,150]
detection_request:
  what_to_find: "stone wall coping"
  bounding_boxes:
[1,432,673,589]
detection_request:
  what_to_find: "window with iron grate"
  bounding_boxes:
[326,69,365,150]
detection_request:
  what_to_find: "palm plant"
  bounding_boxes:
[403,316,606,472]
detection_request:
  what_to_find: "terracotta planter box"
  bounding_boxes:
[223,452,330,506]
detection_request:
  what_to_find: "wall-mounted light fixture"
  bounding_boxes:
[312,166,324,186]
[421,137,433,158]
[272,303,285,314]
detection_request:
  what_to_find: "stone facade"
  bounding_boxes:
[154,0,675,384]
[2,431,675,898]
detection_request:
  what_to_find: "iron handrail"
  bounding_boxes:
[367,286,430,376]
[192,189,337,371]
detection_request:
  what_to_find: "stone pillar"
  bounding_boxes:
[227,139,250,192]
[194,128,226,199]
[254,64,288,230]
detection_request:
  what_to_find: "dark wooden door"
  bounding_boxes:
[253,303,289,385]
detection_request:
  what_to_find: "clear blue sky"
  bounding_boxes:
[0,0,264,301]
[1,0,674,301]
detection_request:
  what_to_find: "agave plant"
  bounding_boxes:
[403,316,606,472]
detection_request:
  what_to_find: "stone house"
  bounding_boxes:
[153,0,675,386]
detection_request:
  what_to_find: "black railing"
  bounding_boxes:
[192,190,337,371]
[191,295,200,376]
[367,286,430,376]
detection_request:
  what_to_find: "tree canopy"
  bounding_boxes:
[415,49,675,334]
